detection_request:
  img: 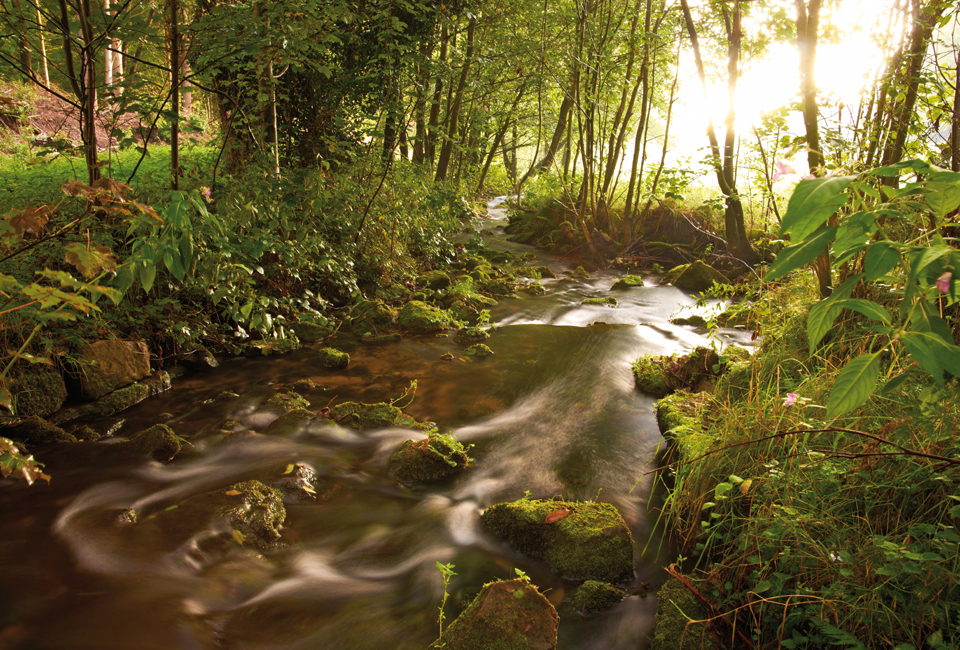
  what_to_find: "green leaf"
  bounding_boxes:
[827,353,881,417]
[924,171,960,218]
[869,159,939,177]
[753,580,771,594]
[903,331,960,378]
[835,299,891,324]
[879,372,912,396]
[899,333,944,386]
[139,262,157,294]
[766,226,837,282]
[807,274,862,354]
[780,176,853,241]
[864,242,900,281]
[714,482,733,499]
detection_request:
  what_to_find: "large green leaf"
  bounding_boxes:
[905,330,960,378]
[899,333,943,386]
[924,171,960,218]
[780,177,853,241]
[863,242,900,281]
[868,159,940,177]
[836,299,891,324]
[827,353,881,417]
[806,274,862,354]
[766,226,837,282]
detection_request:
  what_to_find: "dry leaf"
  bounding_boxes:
[545,509,571,524]
[224,489,242,496]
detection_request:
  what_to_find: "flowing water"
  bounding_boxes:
[0,198,750,650]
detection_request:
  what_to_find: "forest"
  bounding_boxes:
[0,0,959,648]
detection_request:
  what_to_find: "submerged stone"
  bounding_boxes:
[662,261,728,293]
[398,300,455,334]
[2,415,75,445]
[328,400,403,429]
[524,282,548,296]
[571,266,591,279]
[611,275,644,290]
[581,297,617,307]
[260,409,317,436]
[350,300,398,336]
[317,347,350,369]
[456,327,489,343]
[670,314,708,327]
[482,499,635,583]
[465,344,494,357]
[388,434,470,486]
[430,578,559,650]
[263,391,311,413]
[125,424,181,462]
[570,580,627,616]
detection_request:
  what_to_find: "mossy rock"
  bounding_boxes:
[571,266,591,279]
[375,282,411,302]
[263,391,310,412]
[178,342,219,369]
[611,275,644,290]
[456,327,490,343]
[480,249,515,265]
[655,391,711,453]
[570,581,626,616]
[722,344,751,363]
[317,347,350,369]
[465,344,494,357]
[482,499,635,583]
[650,577,717,650]
[631,355,674,397]
[328,400,409,429]
[714,360,752,401]
[670,314,708,327]
[9,365,67,417]
[715,303,754,327]
[485,278,517,295]
[2,415,76,445]
[290,321,334,343]
[239,338,301,356]
[429,578,558,650]
[524,282,547,296]
[154,479,286,552]
[388,434,470,486]
[581,297,617,307]
[633,347,721,396]
[518,266,557,280]
[260,409,317,436]
[398,300,455,334]
[662,261,728,293]
[350,300,398,336]
[125,424,181,462]
[416,270,452,291]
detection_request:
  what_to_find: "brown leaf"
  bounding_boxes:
[224,490,242,496]
[545,509,571,524]
[8,206,52,236]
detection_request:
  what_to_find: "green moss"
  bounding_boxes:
[662,260,728,293]
[670,314,708,327]
[387,433,470,486]
[465,344,494,357]
[290,321,334,342]
[365,333,402,343]
[571,266,591,278]
[317,346,350,369]
[570,580,626,616]
[2,415,75,445]
[715,303,754,327]
[523,282,547,295]
[430,579,559,650]
[632,355,674,397]
[241,338,301,355]
[328,400,404,429]
[417,270,453,291]
[9,365,67,417]
[482,499,635,583]
[650,577,717,650]
[264,391,310,412]
[126,424,181,462]
[397,300,455,334]
[655,391,714,461]
[350,300,398,336]
[714,360,752,401]
[485,277,517,295]
[456,327,490,343]
[611,275,644,290]
[581,297,617,307]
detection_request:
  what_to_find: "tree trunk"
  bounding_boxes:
[425,24,449,169]
[476,80,527,193]
[952,46,960,173]
[435,17,475,182]
[11,0,31,75]
[171,0,180,189]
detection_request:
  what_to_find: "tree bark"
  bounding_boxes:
[425,23,449,169]
[435,17,475,182]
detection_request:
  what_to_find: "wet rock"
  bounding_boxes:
[670,314,708,327]
[581,297,617,307]
[716,303,753,327]
[124,424,181,462]
[441,352,456,361]
[485,277,517,295]
[290,320,334,343]
[71,425,101,441]
[350,300,398,336]
[482,499,635,583]
[465,344,494,357]
[611,275,644,290]
[398,300,454,334]
[631,355,674,397]
[650,577,717,650]
[8,364,67,417]
[140,370,172,397]
[571,266,591,279]
[388,434,470,486]
[455,327,489,343]
[260,409,317,436]
[519,265,557,280]
[655,391,709,448]
[287,379,318,392]
[661,260,728,293]
[317,347,350,369]
[375,282,411,302]
[206,390,241,403]
[238,338,301,356]
[328,400,407,429]
[632,347,722,396]
[263,391,310,413]
[570,580,627,616]
[178,342,219,369]
[524,282,547,296]
[430,578,558,650]
[69,340,151,400]
[416,270,452,291]
[2,415,76,445]
[480,249,515,265]
[269,462,324,503]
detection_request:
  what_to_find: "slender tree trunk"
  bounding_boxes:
[435,17,475,182]
[11,0,31,74]
[412,35,432,165]
[476,80,527,193]
[425,24,449,169]
[952,46,960,173]
[37,4,50,85]
[170,0,180,189]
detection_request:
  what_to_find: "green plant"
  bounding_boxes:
[0,437,49,485]
[435,561,458,644]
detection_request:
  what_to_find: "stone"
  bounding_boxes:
[455,327,489,343]
[662,261,728,293]
[350,300,398,336]
[416,270,452,291]
[397,300,454,334]
[670,314,708,327]
[430,579,558,650]
[611,275,644,290]
[178,343,219,369]
[571,266,591,279]
[70,340,150,401]
[317,347,350,369]
[125,424,181,462]
[328,400,403,429]
[581,297,617,307]
[290,320,334,343]
[260,409,317,436]
[465,344,494,357]
[263,391,310,413]
[388,434,470,486]
[8,365,67,417]
[570,581,627,616]
[650,577,717,650]
[483,499,635,583]
[1,415,75,445]
[364,333,402,344]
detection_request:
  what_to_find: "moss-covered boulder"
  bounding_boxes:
[670,314,708,327]
[655,392,714,463]
[465,344,494,357]
[365,333,402,344]
[519,265,557,280]
[581,297,617,307]
[153,480,286,552]
[9,365,67,417]
[317,347,350,369]
[611,275,644,290]
[417,270,452,291]
[388,434,470,486]
[715,303,754,327]
[650,577,717,650]
[328,400,429,430]
[456,327,490,343]
[69,339,151,401]
[238,338,301,356]
[632,347,721,396]
[350,300,398,336]
[125,424,182,462]
[2,415,76,445]
[482,499,635,583]
[570,581,627,616]
[631,355,674,397]
[571,266,591,279]
[263,391,310,412]
[661,261,728,293]
[485,277,517,295]
[429,578,559,650]
[398,300,454,334]
[260,409,317,436]
[524,282,548,296]
[290,320,334,343]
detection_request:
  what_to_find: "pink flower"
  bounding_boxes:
[783,393,798,406]
[936,272,952,293]
[772,160,797,183]
[202,187,211,198]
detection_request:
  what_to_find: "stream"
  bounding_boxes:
[0,197,750,650]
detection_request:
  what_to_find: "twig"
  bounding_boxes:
[665,564,757,650]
